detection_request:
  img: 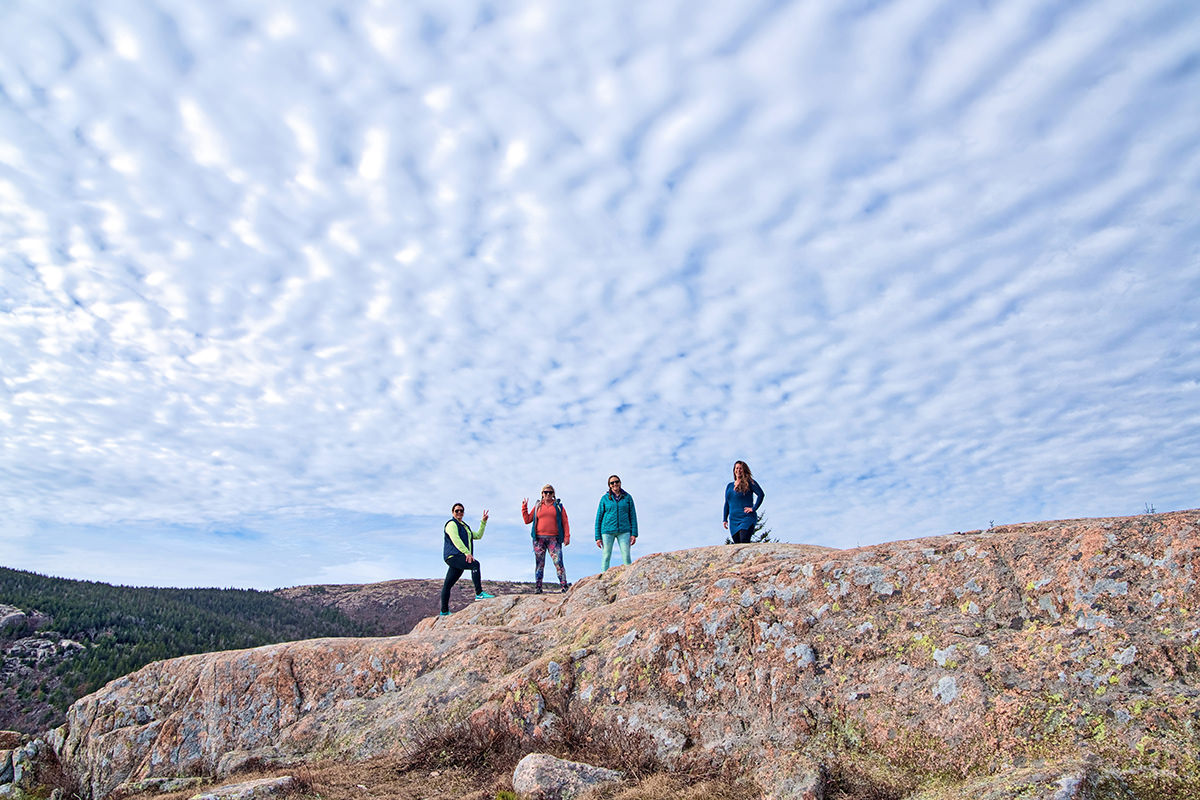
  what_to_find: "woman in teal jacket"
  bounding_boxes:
[594,475,638,571]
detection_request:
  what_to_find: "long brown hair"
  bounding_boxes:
[733,460,752,494]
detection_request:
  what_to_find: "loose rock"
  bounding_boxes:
[512,753,624,800]
[117,777,208,795]
[189,776,299,800]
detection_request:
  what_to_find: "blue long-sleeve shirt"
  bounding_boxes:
[723,480,764,533]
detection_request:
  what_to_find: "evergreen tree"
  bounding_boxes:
[725,515,773,544]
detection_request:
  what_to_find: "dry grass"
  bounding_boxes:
[304,757,502,800]
[114,758,752,800]
[588,773,757,800]
[112,708,751,800]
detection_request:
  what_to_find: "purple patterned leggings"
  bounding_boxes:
[533,537,568,587]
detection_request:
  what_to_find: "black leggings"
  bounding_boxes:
[441,553,482,612]
[732,527,755,544]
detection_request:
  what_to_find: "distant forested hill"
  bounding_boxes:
[0,566,533,734]
[0,566,368,733]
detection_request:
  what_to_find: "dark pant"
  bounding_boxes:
[732,527,755,544]
[441,553,482,612]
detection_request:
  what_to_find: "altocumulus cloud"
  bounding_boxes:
[1,0,1198,589]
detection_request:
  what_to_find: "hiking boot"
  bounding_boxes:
[474,591,496,600]
[534,585,543,594]
[561,583,570,593]
[438,611,451,617]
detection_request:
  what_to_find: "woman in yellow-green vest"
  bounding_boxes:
[439,503,495,616]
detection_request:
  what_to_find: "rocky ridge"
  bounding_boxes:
[274,578,536,636]
[41,510,1200,798]
[0,606,81,733]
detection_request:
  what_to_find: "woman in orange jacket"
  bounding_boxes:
[521,484,570,594]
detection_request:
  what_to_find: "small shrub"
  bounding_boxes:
[394,709,528,776]
[289,765,316,795]
[724,515,773,545]
[557,709,663,780]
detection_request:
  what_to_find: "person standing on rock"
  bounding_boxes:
[723,460,764,544]
[440,503,495,616]
[522,484,571,593]
[595,474,638,571]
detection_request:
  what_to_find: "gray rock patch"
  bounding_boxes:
[933,676,959,704]
[1112,646,1137,666]
[932,646,957,667]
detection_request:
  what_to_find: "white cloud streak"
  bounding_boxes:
[1,0,1198,589]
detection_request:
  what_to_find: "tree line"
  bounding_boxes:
[0,566,368,727]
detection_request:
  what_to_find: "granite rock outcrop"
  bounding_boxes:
[49,510,1200,798]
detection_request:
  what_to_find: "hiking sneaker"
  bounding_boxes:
[474,591,496,600]
[438,611,451,617]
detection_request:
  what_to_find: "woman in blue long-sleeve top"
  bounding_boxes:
[723,460,764,543]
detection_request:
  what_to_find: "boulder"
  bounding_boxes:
[0,611,26,635]
[512,753,624,800]
[49,510,1200,799]
[0,738,53,799]
[762,758,825,800]
[116,776,208,795]
[216,748,288,775]
[189,776,299,800]
[10,740,42,786]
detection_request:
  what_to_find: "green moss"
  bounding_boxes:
[1125,769,1200,800]
[810,712,988,798]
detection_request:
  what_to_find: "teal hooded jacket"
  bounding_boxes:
[595,491,638,540]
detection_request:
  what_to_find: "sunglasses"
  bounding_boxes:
[609,480,620,485]
[542,491,554,495]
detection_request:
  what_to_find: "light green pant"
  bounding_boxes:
[601,532,632,571]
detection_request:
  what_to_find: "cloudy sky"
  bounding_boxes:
[2,0,1198,591]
